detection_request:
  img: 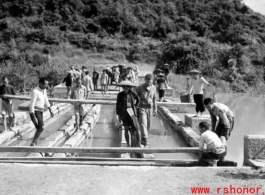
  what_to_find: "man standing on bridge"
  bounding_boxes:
[71,77,87,131]
[204,98,234,147]
[0,76,16,132]
[136,74,157,147]
[29,77,54,146]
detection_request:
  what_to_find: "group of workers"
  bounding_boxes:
[187,69,234,166]
[0,63,235,165]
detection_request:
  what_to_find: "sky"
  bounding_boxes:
[243,0,265,15]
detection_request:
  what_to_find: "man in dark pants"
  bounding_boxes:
[204,98,234,147]
[92,69,99,90]
[0,76,16,132]
[62,72,73,99]
[164,64,170,82]
[29,77,54,146]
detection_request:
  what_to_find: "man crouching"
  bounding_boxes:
[198,121,227,167]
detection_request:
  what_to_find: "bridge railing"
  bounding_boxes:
[0,146,199,154]
[0,95,195,106]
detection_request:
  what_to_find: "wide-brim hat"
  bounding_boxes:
[117,80,137,87]
[157,73,165,77]
[164,63,169,66]
[188,69,201,74]
[156,69,162,72]
[119,64,126,66]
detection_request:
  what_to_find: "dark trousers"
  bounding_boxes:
[30,111,44,145]
[33,111,44,129]
[193,94,205,113]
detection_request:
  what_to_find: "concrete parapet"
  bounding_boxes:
[244,135,265,167]
[185,114,211,134]
[158,106,200,147]
[162,103,195,113]
[0,103,71,146]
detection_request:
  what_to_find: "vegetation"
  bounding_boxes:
[0,0,265,93]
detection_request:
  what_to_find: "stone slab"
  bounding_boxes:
[244,135,265,165]
[185,114,211,134]
[245,159,265,168]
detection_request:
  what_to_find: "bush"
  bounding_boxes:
[230,80,249,93]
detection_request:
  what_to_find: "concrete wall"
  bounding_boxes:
[244,135,265,166]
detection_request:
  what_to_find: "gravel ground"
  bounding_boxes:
[0,164,264,195]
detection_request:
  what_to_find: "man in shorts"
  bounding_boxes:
[0,76,16,132]
[29,77,54,146]
[204,98,234,146]
[71,78,87,130]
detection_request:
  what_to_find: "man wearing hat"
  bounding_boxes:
[116,80,140,147]
[188,69,213,117]
[136,74,157,147]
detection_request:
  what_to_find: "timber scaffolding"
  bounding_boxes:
[0,94,237,167]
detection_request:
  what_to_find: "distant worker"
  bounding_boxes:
[116,80,140,147]
[121,67,133,82]
[114,67,120,84]
[62,72,73,99]
[204,98,234,146]
[164,64,170,82]
[105,67,112,90]
[74,67,82,80]
[92,68,99,90]
[83,71,93,99]
[0,76,16,132]
[29,77,54,146]
[135,66,139,85]
[71,78,87,131]
[198,121,227,166]
[100,70,108,94]
[156,73,168,102]
[188,69,213,117]
[81,66,87,80]
[136,74,157,147]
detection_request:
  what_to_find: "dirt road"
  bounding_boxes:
[0,164,264,195]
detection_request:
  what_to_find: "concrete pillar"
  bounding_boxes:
[244,135,265,166]
[185,114,212,134]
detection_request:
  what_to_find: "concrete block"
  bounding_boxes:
[244,135,265,165]
[185,114,211,134]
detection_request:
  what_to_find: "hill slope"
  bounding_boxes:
[0,0,265,93]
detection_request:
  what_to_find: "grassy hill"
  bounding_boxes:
[0,0,265,93]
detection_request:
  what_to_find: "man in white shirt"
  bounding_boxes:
[83,71,93,99]
[198,121,227,166]
[29,77,54,146]
[71,78,87,130]
[188,69,213,117]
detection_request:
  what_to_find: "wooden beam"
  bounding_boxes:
[0,146,199,153]
[0,159,237,166]
[1,95,195,106]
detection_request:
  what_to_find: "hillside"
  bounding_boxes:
[0,0,265,93]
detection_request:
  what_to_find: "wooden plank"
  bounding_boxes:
[0,146,199,153]
[1,95,195,106]
[0,159,237,167]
